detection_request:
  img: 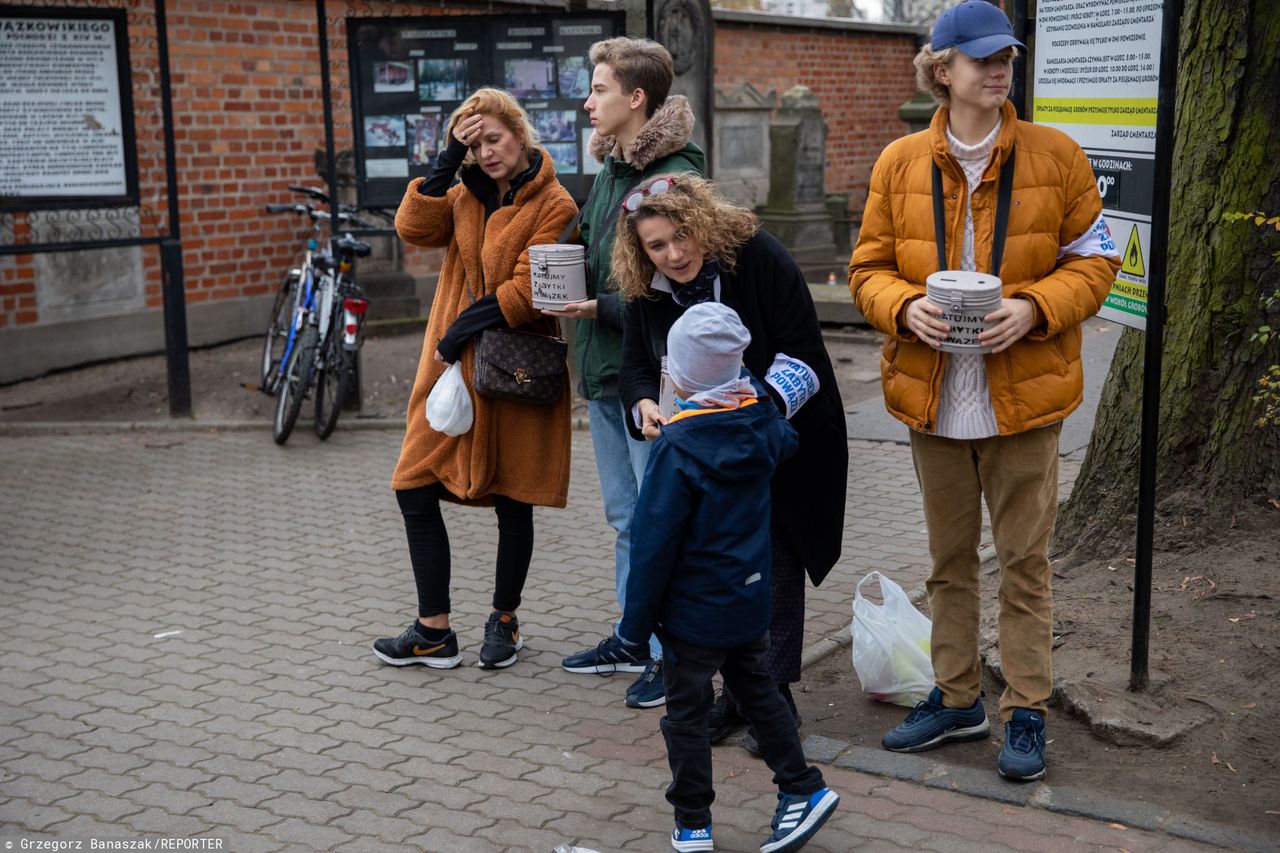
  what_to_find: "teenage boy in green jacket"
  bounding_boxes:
[548,37,705,709]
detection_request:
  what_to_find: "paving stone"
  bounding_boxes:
[253,816,356,850]
[257,791,351,824]
[54,789,149,822]
[405,826,499,853]
[60,767,147,798]
[257,768,348,800]
[189,799,286,833]
[193,776,283,808]
[329,809,425,844]
[3,803,75,832]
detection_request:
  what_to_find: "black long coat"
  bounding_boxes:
[619,229,848,586]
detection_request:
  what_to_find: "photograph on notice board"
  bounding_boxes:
[558,56,590,99]
[504,58,556,99]
[373,61,415,93]
[546,142,578,174]
[581,127,602,175]
[533,110,576,143]
[418,58,468,101]
[364,115,406,148]
[407,114,446,165]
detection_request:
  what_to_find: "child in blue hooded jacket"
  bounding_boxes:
[604,302,840,853]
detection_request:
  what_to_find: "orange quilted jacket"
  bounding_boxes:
[849,101,1121,435]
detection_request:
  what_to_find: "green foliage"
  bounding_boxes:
[1224,210,1280,427]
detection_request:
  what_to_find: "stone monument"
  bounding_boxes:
[712,82,776,209]
[759,86,839,280]
[655,0,713,162]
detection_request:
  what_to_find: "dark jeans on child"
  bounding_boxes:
[660,632,825,828]
[396,482,533,617]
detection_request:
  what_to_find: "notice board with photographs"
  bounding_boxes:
[347,13,625,209]
[0,6,139,209]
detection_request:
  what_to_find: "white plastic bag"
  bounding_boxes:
[851,571,934,707]
[425,362,473,436]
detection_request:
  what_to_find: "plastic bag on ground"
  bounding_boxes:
[851,570,934,707]
[425,361,473,436]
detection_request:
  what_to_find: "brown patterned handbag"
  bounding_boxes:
[472,328,567,405]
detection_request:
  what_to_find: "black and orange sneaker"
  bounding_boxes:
[478,611,523,669]
[372,623,462,669]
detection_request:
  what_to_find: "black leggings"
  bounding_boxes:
[396,483,534,618]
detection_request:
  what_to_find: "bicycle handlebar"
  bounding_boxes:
[288,184,329,203]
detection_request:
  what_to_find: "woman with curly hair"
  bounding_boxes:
[613,174,848,749]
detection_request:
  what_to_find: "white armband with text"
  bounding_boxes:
[764,353,819,420]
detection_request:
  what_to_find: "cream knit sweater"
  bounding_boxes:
[936,120,1002,439]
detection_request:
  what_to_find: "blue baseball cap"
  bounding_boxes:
[931,1,1026,58]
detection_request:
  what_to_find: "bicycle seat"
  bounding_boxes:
[333,233,373,257]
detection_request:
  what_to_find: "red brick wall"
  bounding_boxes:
[714,18,920,217]
[1,3,919,332]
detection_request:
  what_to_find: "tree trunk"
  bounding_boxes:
[1058,0,1280,554]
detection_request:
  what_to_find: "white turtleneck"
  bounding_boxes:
[936,119,1001,440]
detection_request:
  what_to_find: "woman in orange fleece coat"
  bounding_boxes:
[372,88,577,672]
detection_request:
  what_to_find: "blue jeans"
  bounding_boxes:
[588,396,660,660]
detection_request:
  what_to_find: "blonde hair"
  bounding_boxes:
[446,88,540,167]
[588,37,673,118]
[611,175,759,300]
[913,44,1022,107]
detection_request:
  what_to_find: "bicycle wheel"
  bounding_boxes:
[272,324,317,445]
[313,326,353,440]
[260,270,300,395]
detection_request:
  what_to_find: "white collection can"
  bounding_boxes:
[925,270,1004,354]
[529,244,588,309]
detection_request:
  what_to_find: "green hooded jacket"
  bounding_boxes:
[575,95,707,400]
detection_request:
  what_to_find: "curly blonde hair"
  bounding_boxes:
[611,175,759,300]
[446,88,540,168]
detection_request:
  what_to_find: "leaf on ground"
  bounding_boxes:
[1228,612,1257,623]
[1107,822,1127,830]
[1269,499,1280,511]
[1227,762,1238,773]
[1211,752,1221,764]
[1243,702,1258,709]
[1265,810,1280,815]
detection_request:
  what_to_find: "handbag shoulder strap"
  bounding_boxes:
[931,144,1017,276]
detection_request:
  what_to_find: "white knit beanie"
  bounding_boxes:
[666,302,752,394]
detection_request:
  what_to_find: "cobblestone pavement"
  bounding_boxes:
[0,428,1210,852]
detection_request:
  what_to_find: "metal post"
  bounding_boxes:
[1130,0,1182,692]
[154,0,191,417]
[317,0,339,239]
[1010,0,1030,120]
[317,0,361,412]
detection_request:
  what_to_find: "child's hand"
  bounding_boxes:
[638,399,666,440]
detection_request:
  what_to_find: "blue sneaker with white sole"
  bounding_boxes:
[881,687,990,752]
[997,707,1047,781]
[626,659,666,708]
[671,821,713,852]
[760,788,839,853]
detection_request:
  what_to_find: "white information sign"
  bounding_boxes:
[1033,0,1164,330]
[0,14,132,203]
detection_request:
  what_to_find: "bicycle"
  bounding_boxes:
[262,191,379,444]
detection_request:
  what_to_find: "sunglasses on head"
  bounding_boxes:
[621,177,678,213]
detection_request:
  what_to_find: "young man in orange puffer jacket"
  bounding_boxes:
[849,0,1121,783]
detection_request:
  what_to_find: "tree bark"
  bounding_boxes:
[1058,0,1280,554]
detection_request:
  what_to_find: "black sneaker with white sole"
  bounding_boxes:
[373,623,462,669]
[478,611,524,669]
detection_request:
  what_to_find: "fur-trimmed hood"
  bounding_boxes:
[588,95,696,169]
